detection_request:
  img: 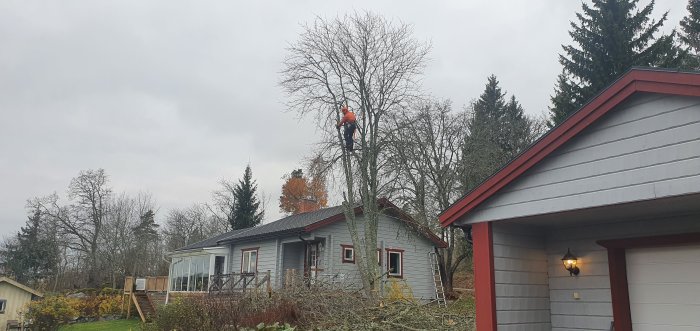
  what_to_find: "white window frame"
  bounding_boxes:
[241,248,259,274]
[341,245,355,263]
[386,249,404,278]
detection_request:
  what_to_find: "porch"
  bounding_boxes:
[280,237,328,287]
[473,194,700,330]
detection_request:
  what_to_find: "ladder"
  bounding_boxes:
[429,252,447,307]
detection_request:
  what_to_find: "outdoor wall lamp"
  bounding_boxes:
[562,248,580,276]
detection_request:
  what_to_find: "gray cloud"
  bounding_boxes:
[0,0,686,236]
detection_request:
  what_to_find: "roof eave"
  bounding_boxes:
[440,68,700,227]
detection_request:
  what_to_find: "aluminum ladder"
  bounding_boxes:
[428,252,447,307]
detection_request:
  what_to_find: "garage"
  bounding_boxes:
[626,244,700,331]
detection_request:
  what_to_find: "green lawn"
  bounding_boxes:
[59,319,141,331]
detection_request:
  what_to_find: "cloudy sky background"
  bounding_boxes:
[0,0,687,237]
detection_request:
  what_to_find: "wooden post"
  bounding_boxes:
[126,293,132,319]
[267,270,272,297]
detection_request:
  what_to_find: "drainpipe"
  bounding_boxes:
[163,256,172,304]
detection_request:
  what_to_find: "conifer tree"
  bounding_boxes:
[1,208,59,284]
[232,165,264,229]
[680,0,700,68]
[549,0,686,127]
[461,76,534,192]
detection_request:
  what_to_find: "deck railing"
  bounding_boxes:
[124,276,169,293]
[208,271,272,295]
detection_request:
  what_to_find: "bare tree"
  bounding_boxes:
[281,12,429,294]
[386,99,469,296]
[34,169,111,288]
[209,179,236,231]
[162,204,221,252]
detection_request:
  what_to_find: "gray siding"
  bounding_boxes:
[544,214,700,331]
[460,93,700,224]
[312,214,439,301]
[492,223,551,331]
[229,239,278,285]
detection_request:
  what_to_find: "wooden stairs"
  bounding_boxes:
[132,292,156,322]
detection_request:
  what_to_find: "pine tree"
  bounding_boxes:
[549,0,687,127]
[1,208,59,284]
[680,0,700,68]
[132,210,159,277]
[501,96,532,158]
[233,165,264,229]
[461,76,534,192]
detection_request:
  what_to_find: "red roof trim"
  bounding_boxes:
[440,69,700,227]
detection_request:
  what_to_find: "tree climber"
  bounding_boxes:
[336,105,357,151]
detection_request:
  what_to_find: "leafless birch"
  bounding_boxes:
[281,12,429,294]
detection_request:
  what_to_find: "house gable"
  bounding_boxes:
[440,69,700,226]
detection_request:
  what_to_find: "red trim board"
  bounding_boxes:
[440,69,700,227]
[597,232,700,331]
[472,222,497,331]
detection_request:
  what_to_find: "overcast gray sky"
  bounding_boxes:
[0,0,687,237]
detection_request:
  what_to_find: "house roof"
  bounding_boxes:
[440,68,700,227]
[0,277,43,297]
[174,199,447,250]
[174,229,248,252]
[217,204,346,242]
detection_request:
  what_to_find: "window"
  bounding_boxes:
[386,249,404,278]
[241,248,258,273]
[0,299,6,314]
[341,245,354,263]
[169,255,211,292]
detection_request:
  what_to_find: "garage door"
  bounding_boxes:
[626,244,700,331]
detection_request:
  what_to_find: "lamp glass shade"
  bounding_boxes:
[561,248,578,271]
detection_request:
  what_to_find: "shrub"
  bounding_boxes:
[143,297,212,331]
[26,295,79,331]
[98,294,124,317]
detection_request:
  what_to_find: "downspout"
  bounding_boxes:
[164,256,172,304]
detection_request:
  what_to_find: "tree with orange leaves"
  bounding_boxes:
[279,168,327,215]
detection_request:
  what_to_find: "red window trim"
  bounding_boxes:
[240,247,259,273]
[340,244,355,264]
[597,232,700,331]
[385,248,404,278]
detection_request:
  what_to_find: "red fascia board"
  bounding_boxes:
[440,70,700,227]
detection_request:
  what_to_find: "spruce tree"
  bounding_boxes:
[461,76,534,192]
[1,208,59,284]
[232,165,264,229]
[680,0,700,68]
[549,0,686,127]
[501,95,532,158]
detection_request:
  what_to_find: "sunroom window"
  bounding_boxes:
[170,255,210,292]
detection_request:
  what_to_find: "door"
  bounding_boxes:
[626,244,700,330]
[304,242,321,283]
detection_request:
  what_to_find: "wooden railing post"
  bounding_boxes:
[267,270,272,297]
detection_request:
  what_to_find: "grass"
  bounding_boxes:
[59,319,141,331]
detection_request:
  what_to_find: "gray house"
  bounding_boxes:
[440,68,700,331]
[167,199,447,302]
